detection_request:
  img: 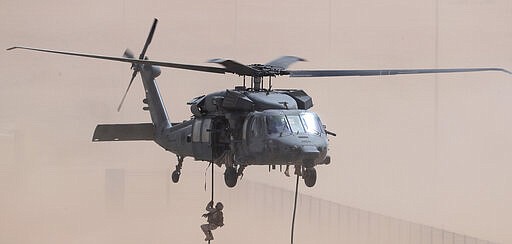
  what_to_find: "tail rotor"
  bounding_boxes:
[123,49,135,59]
[117,18,158,112]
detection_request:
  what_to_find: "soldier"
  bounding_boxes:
[284,165,290,177]
[201,201,224,241]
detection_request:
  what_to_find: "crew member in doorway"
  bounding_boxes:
[201,201,224,241]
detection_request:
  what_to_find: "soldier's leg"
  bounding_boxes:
[201,224,210,240]
[207,224,217,240]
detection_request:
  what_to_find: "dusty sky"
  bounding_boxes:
[1,0,511,243]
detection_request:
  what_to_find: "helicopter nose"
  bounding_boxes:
[301,145,320,159]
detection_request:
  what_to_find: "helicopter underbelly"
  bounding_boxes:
[238,135,328,166]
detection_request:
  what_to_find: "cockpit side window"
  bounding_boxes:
[266,115,291,135]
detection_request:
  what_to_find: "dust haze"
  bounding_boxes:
[1,0,511,243]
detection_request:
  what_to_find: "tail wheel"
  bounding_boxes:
[303,167,317,187]
[171,170,181,183]
[224,166,238,188]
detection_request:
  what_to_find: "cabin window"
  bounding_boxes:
[242,119,247,140]
[192,119,202,142]
[201,119,211,142]
[249,116,264,137]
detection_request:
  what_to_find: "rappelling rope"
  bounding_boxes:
[211,163,214,203]
[290,174,300,244]
[204,163,212,192]
[210,165,214,244]
[204,162,214,244]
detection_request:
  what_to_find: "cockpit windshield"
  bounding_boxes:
[286,115,306,134]
[266,115,291,134]
[266,112,323,135]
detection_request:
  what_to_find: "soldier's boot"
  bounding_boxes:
[205,231,214,241]
[294,165,302,176]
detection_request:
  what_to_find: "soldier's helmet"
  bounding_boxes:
[215,202,224,210]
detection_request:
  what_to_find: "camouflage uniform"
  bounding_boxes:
[201,201,224,241]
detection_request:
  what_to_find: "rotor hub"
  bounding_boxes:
[247,64,288,77]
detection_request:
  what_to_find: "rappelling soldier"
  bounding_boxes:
[201,200,224,241]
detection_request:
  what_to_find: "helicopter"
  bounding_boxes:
[7,19,510,188]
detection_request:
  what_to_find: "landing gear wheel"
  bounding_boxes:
[224,166,238,188]
[171,155,184,183]
[303,167,317,187]
[171,170,181,183]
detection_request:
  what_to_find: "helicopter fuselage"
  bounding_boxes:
[89,62,331,187]
[159,108,330,168]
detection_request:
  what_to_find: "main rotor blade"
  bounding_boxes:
[139,18,158,60]
[208,58,259,76]
[265,56,306,69]
[117,70,138,112]
[7,46,227,74]
[288,68,512,77]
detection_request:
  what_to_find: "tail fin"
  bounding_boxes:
[139,64,171,130]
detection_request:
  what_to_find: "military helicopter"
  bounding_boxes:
[8,19,510,188]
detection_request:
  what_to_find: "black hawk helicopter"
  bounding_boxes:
[8,19,510,188]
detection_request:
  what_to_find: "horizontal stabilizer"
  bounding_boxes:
[92,123,154,142]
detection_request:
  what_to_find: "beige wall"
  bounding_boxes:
[1,0,511,243]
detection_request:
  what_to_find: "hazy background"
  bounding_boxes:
[1,0,511,243]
